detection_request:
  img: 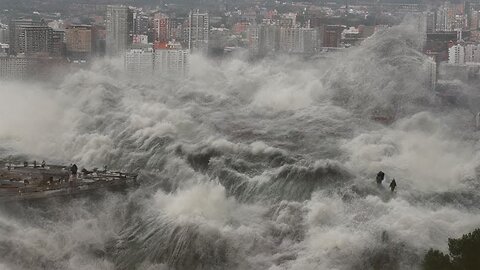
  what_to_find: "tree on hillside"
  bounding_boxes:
[422,228,480,270]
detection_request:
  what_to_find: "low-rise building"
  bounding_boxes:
[0,55,35,79]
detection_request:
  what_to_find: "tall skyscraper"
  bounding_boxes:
[106,5,133,56]
[188,10,209,54]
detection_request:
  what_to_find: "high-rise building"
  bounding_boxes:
[425,56,437,90]
[246,24,280,56]
[18,26,53,56]
[154,42,189,77]
[51,30,65,57]
[470,10,480,30]
[323,25,344,48]
[426,11,436,33]
[125,48,154,76]
[66,25,93,60]
[448,44,465,64]
[279,27,317,54]
[188,10,209,54]
[153,13,171,42]
[259,24,279,55]
[106,5,133,56]
[125,41,189,77]
[465,44,480,63]
[133,11,149,35]
[9,18,43,55]
[246,25,259,54]
[0,24,8,44]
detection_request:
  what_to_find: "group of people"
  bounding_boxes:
[376,171,397,192]
[21,160,47,168]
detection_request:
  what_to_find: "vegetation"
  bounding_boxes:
[423,228,480,270]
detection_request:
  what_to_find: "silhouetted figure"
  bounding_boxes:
[33,160,37,168]
[71,164,78,175]
[381,230,389,243]
[390,179,397,192]
[376,171,385,185]
[23,161,28,167]
[41,160,46,168]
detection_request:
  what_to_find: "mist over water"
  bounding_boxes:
[1,19,480,270]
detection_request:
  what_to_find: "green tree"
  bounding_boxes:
[422,228,480,270]
[422,249,453,270]
[448,228,480,270]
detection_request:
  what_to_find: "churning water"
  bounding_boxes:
[0,19,480,270]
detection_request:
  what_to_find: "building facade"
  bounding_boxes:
[188,10,209,54]
[66,25,93,60]
[449,44,465,64]
[125,48,154,76]
[0,24,8,44]
[106,5,133,56]
[0,56,34,79]
[125,42,189,77]
[18,26,53,55]
[154,45,189,77]
[279,27,317,54]
[9,18,43,55]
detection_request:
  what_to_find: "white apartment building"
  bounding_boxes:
[125,48,154,76]
[448,44,465,64]
[125,42,189,77]
[279,27,317,54]
[154,48,189,77]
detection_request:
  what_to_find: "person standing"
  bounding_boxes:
[376,171,385,185]
[389,179,397,192]
[69,164,78,190]
[71,164,78,175]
